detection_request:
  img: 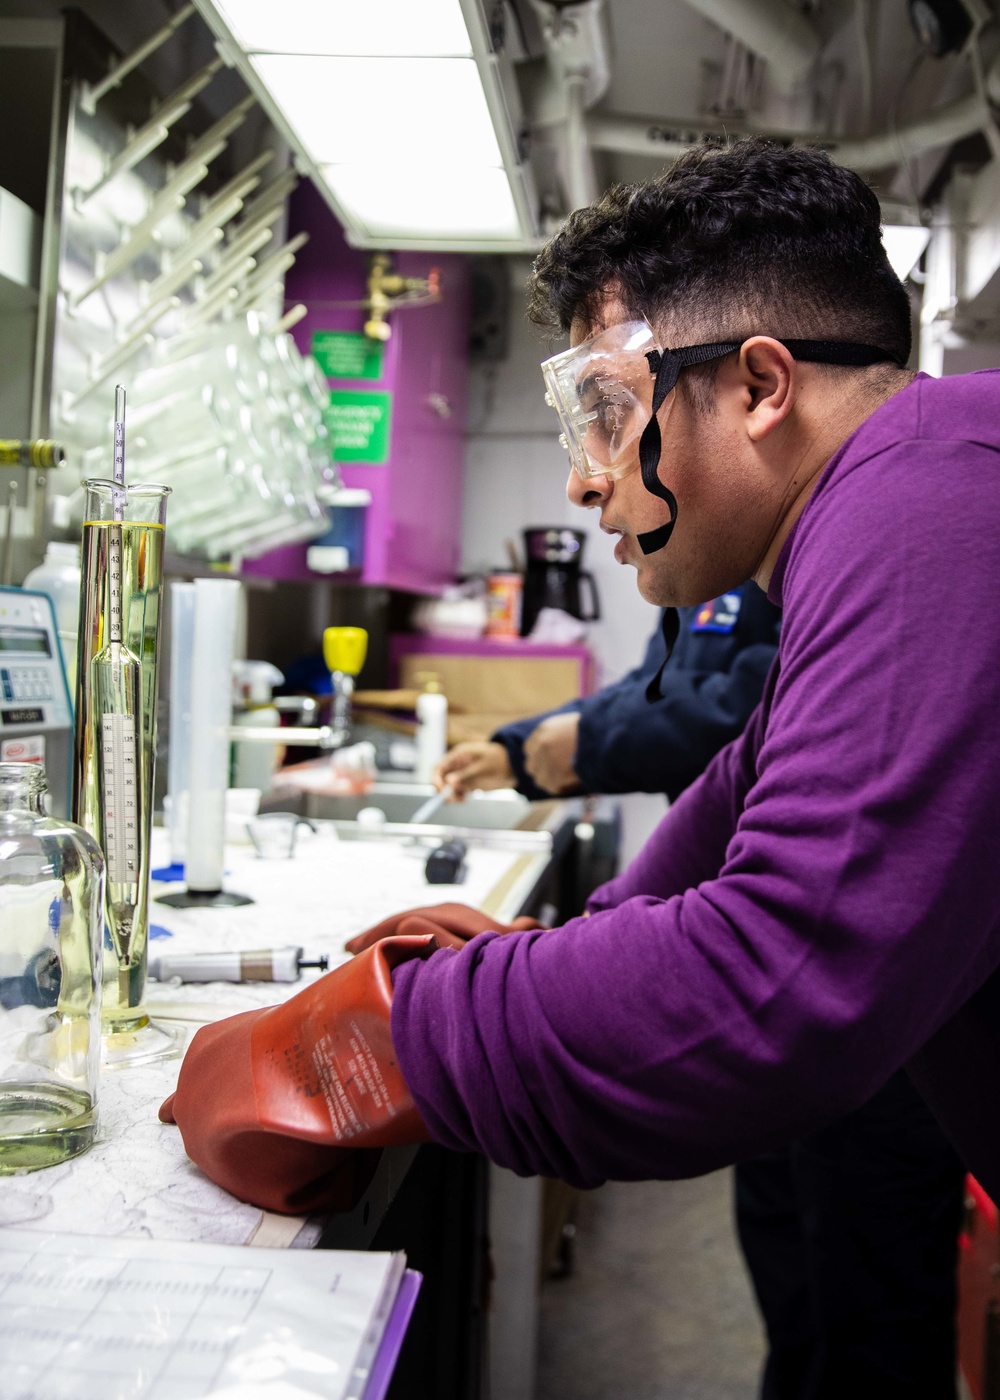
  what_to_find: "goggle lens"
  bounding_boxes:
[541,321,658,481]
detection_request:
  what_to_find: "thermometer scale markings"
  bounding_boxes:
[107,527,124,644]
[114,416,125,485]
[101,711,139,884]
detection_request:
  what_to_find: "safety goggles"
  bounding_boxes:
[542,320,901,556]
[541,320,662,482]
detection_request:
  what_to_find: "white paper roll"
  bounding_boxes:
[167,582,195,865]
[185,578,240,893]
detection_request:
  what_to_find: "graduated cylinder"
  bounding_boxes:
[72,480,169,1035]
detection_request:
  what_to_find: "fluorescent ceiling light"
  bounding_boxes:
[325,164,520,240]
[194,0,532,246]
[213,0,472,57]
[251,54,502,167]
[882,224,931,281]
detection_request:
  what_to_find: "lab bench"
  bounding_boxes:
[7,799,620,1400]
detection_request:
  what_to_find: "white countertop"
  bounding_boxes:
[3,824,550,1249]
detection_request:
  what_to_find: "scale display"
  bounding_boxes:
[0,626,51,654]
[0,588,73,816]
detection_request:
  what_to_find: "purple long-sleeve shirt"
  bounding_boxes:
[392,369,1000,1196]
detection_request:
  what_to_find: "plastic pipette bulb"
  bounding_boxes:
[93,384,143,1004]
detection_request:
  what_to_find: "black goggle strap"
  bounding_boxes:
[636,342,741,556]
[634,338,900,558]
[644,606,681,702]
[637,337,900,703]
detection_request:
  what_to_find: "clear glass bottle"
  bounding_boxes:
[0,762,104,1171]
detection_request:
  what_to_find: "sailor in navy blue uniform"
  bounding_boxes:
[493,582,780,802]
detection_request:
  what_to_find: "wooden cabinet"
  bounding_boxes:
[390,634,595,743]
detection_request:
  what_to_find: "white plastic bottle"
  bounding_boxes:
[415,677,448,785]
[23,541,82,691]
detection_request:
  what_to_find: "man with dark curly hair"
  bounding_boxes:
[164,140,1000,1397]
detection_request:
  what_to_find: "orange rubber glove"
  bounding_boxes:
[344,901,541,956]
[159,935,436,1215]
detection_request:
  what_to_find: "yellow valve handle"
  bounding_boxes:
[323,626,368,677]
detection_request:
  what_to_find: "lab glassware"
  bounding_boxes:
[0,762,103,1171]
[246,812,314,859]
[73,479,176,1062]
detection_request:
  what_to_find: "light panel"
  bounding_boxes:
[325,164,520,240]
[250,54,502,167]
[194,0,532,246]
[882,224,931,282]
[213,0,473,57]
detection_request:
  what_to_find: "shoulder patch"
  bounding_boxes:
[690,592,742,634]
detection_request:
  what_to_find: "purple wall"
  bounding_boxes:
[244,183,471,594]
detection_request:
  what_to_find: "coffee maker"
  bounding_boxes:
[520,527,601,637]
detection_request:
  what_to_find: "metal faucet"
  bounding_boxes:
[324,627,368,746]
[274,695,318,724]
[226,631,368,750]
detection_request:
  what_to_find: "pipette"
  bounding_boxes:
[93,385,144,1005]
[148,947,329,984]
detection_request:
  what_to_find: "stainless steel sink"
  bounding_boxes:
[262,781,544,839]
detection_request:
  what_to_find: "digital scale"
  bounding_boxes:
[0,586,74,817]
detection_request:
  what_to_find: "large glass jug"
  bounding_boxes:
[0,762,104,1171]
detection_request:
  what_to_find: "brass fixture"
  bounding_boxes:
[363,254,441,341]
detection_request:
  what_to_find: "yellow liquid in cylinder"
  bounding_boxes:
[73,521,164,1033]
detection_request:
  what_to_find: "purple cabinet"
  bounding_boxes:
[244,183,471,593]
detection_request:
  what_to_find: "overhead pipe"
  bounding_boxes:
[587,52,1000,173]
[830,90,989,169]
[530,0,610,212]
[681,0,821,94]
[528,0,612,106]
[565,74,598,209]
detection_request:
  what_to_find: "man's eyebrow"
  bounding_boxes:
[576,367,645,402]
[576,372,601,400]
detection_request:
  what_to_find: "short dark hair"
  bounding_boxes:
[527,139,912,367]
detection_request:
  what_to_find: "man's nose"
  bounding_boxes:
[566,466,612,509]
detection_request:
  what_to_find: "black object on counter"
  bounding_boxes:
[425,838,468,885]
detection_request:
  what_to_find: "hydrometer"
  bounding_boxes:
[93,386,144,1007]
[73,400,170,1056]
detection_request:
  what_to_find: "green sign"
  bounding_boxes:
[311,330,384,381]
[325,390,393,464]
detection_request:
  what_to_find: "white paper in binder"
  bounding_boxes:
[0,1226,406,1400]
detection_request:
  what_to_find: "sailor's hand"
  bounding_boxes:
[345,902,541,955]
[524,713,582,795]
[434,741,514,798]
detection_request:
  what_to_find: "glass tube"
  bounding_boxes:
[73,480,169,1043]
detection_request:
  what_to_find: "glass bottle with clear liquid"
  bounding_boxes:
[0,762,104,1171]
[73,480,169,1048]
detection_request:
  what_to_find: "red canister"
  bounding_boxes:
[485,572,523,638]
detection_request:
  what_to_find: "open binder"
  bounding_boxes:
[0,1226,421,1399]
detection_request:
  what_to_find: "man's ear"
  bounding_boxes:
[738,337,796,443]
